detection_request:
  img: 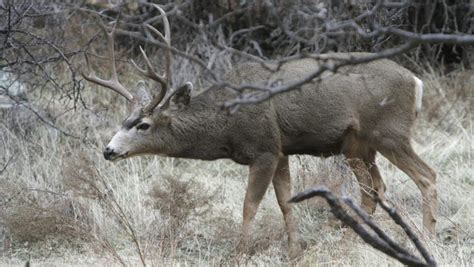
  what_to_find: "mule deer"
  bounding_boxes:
[83,4,437,257]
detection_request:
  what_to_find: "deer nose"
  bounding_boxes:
[103,147,116,160]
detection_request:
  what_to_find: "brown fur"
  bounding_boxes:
[98,53,437,257]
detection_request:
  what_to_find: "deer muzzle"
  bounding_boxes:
[103,147,117,160]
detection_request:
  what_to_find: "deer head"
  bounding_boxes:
[83,4,192,161]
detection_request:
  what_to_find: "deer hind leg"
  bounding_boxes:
[366,156,387,203]
[377,139,437,234]
[239,152,279,252]
[272,156,303,258]
[343,133,385,214]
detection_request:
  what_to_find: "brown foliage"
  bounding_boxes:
[149,175,219,233]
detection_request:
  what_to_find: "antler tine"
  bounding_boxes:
[131,46,167,87]
[131,46,167,111]
[139,4,172,113]
[82,15,135,102]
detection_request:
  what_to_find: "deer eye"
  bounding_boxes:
[136,123,150,131]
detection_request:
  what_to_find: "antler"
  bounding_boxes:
[132,4,171,114]
[83,16,135,102]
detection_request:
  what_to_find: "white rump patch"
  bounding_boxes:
[413,76,423,114]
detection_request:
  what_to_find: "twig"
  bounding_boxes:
[0,155,14,175]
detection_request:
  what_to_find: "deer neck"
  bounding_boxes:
[165,107,229,160]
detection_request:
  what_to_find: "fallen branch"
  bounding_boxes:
[289,186,436,267]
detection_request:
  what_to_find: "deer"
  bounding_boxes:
[82,4,437,258]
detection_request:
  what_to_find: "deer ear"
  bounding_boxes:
[136,80,152,105]
[172,82,193,107]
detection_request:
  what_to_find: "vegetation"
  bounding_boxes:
[0,0,472,265]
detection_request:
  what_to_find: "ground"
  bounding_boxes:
[0,70,472,266]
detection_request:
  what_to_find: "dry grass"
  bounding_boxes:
[0,62,472,266]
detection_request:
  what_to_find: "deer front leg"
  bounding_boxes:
[239,152,279,252]
[273,156,304,259]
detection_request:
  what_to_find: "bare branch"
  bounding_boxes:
[378,199,437,266]
[289,186,436,267]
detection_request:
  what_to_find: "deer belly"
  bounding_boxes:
[282,134,344,157]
